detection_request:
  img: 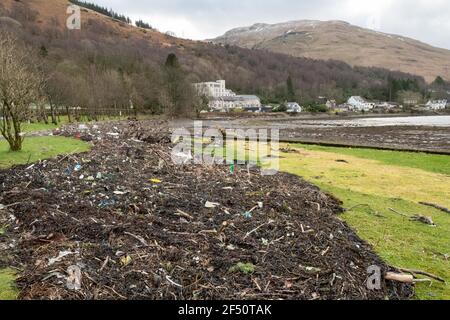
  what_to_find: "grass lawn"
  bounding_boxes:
[278,144,450,300]
[0,269,17,300]
[21,114,148,134]
[0,136,91,169]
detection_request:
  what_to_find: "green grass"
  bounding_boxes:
[0,136,91,169]
[294,144,450,176]
[21,115,134,134]
[22,122,60,133]
[0,269,18,300]
[279,145,450,300]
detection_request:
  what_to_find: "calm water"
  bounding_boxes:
[297,115,450,128]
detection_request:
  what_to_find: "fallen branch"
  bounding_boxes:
[397,268,446,283]
[419,202,450,214]
[174,209,193,220]
[124,232,149,247]
[385,272,414,283]
[244,220,274,240]
[346,204,370,211]
[410,214,435,226]
[388,208,408,218]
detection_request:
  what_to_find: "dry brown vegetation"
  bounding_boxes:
[213,20,450,83]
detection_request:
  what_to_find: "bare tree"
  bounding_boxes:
[0,31,43,151]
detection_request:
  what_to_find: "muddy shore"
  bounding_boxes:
[195,115,450,153]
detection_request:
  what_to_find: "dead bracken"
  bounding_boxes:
[0,120,413,300]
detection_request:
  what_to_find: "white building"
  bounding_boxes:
[347,96,375,111]
[286,102,302,113]
[194,80,261,112]
[194,80,235,98]
[374,102,398,110]
[425,100,447,110]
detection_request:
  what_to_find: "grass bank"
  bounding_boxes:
[0,136,91,169]
[279,144,450,299]
[0,269,17,300]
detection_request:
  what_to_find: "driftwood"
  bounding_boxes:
[385,272,414,283]
[419,202,450,214]
[410,215,435,226]
[388,208,435,226]
[388,208,409,218]
[398,268,446,283]
[386,268,446,284]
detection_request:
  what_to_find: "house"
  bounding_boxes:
[347,96,375,111]
[425,99,447,110]
[286,102,302,113]
[194,80,236,98]
[334,103,352,112]
[374,102,398,110]
[207,95,261,112]
[234,95,262,109]
[194,80,261,112]
[326,100,337,109]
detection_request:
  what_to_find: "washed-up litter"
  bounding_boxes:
[48,251,77,266]
[120,255,132,266]
[410,215,435,226]
[107,132,120,137]
[0,120,413,300]
[98,199,116,208]
[205,201,220,208]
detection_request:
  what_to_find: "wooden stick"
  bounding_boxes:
[174,209,193,220]
[388,208,409,218]
[124,232,149,247]
[385,272,414,283]
[419,202,450,214]
[398,268,446,283]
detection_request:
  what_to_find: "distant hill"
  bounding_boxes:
[212,20,450,82]
[0,0,427,106]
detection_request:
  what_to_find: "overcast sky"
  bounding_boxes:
[89,0,450,49]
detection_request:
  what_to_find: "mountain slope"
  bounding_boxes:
[0,0,426,106]
[212,20,450,82]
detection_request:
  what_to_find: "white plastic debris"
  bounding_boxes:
[205,201,220,208]
[48,250,76,266]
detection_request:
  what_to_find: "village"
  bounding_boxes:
[194,80,450,114]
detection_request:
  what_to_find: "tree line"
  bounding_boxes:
[69,0,131,24]
[0,30,199,151]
